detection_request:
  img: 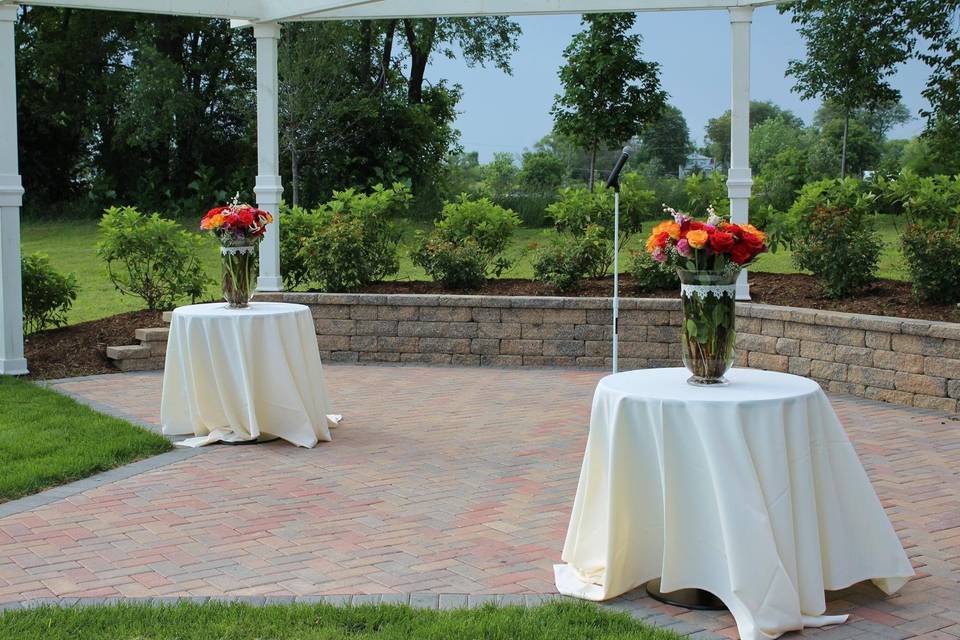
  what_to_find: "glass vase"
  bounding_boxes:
[678,269,738,386]
[221,244,256,309]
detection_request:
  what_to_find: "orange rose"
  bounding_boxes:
[740,224,767,241]
[686,229,709,249]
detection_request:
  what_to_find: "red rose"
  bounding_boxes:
[709,230,735,253]
[204,207,225,219]
[655,231,670,248]
[740,232,765,250]
[238,209,255,226]
[688,221,708,231]
[730,242,754,265]
[721,222,742,235]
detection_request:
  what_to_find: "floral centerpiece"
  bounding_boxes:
[200,195,273,308]
[645,207,768,385]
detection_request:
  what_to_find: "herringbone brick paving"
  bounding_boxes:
[0,365,957,639]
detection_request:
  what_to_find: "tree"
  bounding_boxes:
[519,150,566,191]
[398,17,520,104]
[780,0,915,177]
[704,101,803,167]
[482,153,519,197]
[551,13,666,191]
[636,104,691,176]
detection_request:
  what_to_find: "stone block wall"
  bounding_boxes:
[257,292,960,414]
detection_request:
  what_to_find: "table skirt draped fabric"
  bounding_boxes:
[555,368,913,640]
[161,303,334,448]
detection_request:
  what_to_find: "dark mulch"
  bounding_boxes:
[21,273,957,381]
[24,309,162,380]
[365,272,960,324]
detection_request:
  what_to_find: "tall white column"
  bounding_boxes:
[728,6,753,301]
[0,6,27,375]
[254,22,283,292]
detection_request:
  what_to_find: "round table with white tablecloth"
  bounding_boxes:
[161,302,336,448]
[554,367,913,640]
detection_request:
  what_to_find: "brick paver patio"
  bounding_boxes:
[1,364,959,639]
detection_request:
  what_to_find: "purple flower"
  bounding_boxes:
[652,247,667,262]
[676,238,692,257]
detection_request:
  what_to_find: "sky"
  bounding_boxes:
[425,7,933,163]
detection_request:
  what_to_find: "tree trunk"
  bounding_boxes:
[840,109,849,178]
[377,20,397,91]
[290,145,300,207]
[588,141,598,192]
[402,18,437,104]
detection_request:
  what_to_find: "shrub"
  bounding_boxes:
[97,206,212,310]
[21,253,78,334]
[791,205,882,298]
[295,184,410,292]
[532,226,609,291]
[630,250,679,292]
[412,196,519,289]
[278,204,322,290]
[901,222,960,304]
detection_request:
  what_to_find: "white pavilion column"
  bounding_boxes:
[254,21,283,291]
[728,6,753,301]
[0,6,27,376]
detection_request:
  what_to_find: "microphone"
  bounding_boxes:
[605,146,632,191]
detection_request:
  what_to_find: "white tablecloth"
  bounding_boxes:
[161,302,335,448]
[555,367,913,640]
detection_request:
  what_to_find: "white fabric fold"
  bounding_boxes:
[161,302,335,448]
[556,368,913,640]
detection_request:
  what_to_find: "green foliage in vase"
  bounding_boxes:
[96,206,212,310]
[21,253,78,335]
[412,196,520,289]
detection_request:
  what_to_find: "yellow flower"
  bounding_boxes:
[686,229,709,249]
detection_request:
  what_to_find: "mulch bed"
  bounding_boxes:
[25,309,162,380]
[365,272,960,324]
[23,273,958,380]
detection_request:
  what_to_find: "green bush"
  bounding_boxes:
[544,173,655,279]
[873,171,960,222]
[293,184,410,292]
[901,222,960,303]
[412,196,519,289]
[532,226,609,291]
[21,253,78,334]
[97,206,212,310]
[630,250,679,292]
[791,205,882,299]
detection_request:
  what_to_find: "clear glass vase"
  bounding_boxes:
[678,269,738,386]
[221,244,256,309]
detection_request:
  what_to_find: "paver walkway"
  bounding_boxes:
[1,365,959,639]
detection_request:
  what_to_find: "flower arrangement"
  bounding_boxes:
[200,195,274,309]
[644,207,769,386]
[200,195,273,246]
[644,206,768,272]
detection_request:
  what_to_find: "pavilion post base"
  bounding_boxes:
[645,579,727,611]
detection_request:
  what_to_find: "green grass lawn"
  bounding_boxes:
[0,377,172,502]
[20,214,910,326]
[0,601,681,640]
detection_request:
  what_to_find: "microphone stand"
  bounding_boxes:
[606,147,630,374]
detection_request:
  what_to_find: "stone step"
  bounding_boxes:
[114,356,165,372]
[162,311,173,323]
[105,344,151,361]
[135,327,169,343]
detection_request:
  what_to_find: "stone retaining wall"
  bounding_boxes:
[257,292,960,414]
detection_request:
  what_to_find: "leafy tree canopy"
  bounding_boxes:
[551,12,666,190]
